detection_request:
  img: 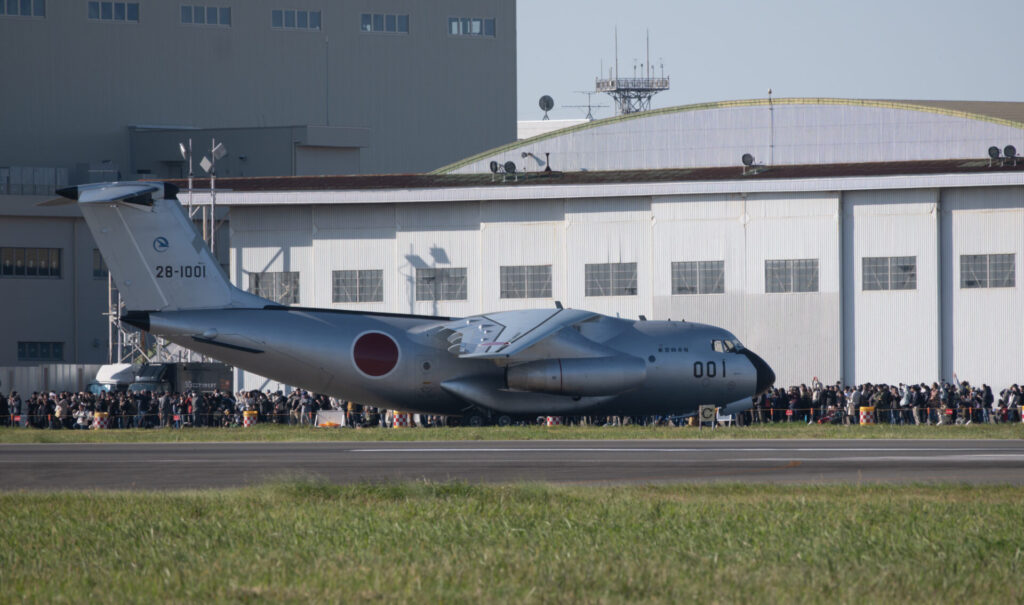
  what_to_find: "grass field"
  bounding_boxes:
[1,422,1023,443]
[1,481,1021,604]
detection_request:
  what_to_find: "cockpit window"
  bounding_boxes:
[711,339,744,353]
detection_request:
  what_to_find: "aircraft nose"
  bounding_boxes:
[741,349,775,395]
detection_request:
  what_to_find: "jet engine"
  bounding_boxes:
[505,356,646,396]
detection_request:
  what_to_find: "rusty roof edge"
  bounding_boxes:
[203,172,1024,207]
[162,159,1024,195]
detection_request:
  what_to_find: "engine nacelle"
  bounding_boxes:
[505,356,647,396]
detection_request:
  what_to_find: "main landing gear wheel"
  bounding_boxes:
[496,415,512,427]
[466,414,485,427]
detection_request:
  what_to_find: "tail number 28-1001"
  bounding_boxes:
[155,265,207,279]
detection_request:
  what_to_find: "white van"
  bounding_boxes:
[86,363,138,395]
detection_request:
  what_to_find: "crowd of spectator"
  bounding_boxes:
[0,388,437,429]
[0,379,1021,429]
[752,379,1024,425]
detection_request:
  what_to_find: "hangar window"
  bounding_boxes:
[765,259,818,293]
[249,271,300,305]
[333,270,383,303]
[960,253,1015,289]
[271,8,321,31]
[181,5,230,27]
[87,2,138,22]
[1,247,61,278]
[92,249,108,279]
[416,268,467,301]
[17,341,63,362]
[672,261,724,295]
[361,13,409,33]
[500,265,552,299]
[585,262,637,297]
[448,16,496,37]
[1,0,44,17]
[863,256,916,291]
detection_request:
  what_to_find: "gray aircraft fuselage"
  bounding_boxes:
[123,306,774,417]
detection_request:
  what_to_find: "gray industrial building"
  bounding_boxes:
[0,0,516,368]
[0,0,515,187]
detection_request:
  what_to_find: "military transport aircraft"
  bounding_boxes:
[54,182,774,425]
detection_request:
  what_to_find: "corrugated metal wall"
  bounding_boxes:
[0,214,109,365]
[395,202,482,317]
[480,199,565,312]
[651,193,745,328]
[843,189,940,386]
[741,193,842,387]
[312,204,398,312]
[942,186,1024,388]
[1,364,103,394]
[231,183,1023,392]
[230,206,313,301]
[564,196,651,320]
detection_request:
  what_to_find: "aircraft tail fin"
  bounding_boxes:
[59,182,267,312]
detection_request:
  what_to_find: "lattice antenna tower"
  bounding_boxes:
[595,28,669,115]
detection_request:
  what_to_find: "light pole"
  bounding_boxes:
[178,139,194,218]
[198,139,227,255]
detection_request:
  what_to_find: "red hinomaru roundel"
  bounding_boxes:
[352,332,399,377]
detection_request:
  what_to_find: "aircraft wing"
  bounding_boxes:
[439,308,600,359]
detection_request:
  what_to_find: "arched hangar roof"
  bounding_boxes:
[436,98,1024,174]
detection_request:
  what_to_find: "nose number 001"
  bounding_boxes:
[693,360,725,378]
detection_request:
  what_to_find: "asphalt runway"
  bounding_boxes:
[2,439,1024,490]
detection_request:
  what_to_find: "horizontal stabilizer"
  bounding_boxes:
[72,181,266,312]
[37,197,76,207]
[54,182,179,204]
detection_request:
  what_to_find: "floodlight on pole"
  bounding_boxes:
[198,139,227,256]
[179,138,195,219]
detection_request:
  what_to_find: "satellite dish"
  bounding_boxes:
[539,95,554,120]
[489,161,500,174]
[1004,145,1017,158]
[988,146,1001,159]
[741,153,755,166]
[504,161,517,174]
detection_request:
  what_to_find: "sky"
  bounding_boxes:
[516,0,1024,120]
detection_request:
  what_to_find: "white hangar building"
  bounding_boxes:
[198,99,1024,391]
